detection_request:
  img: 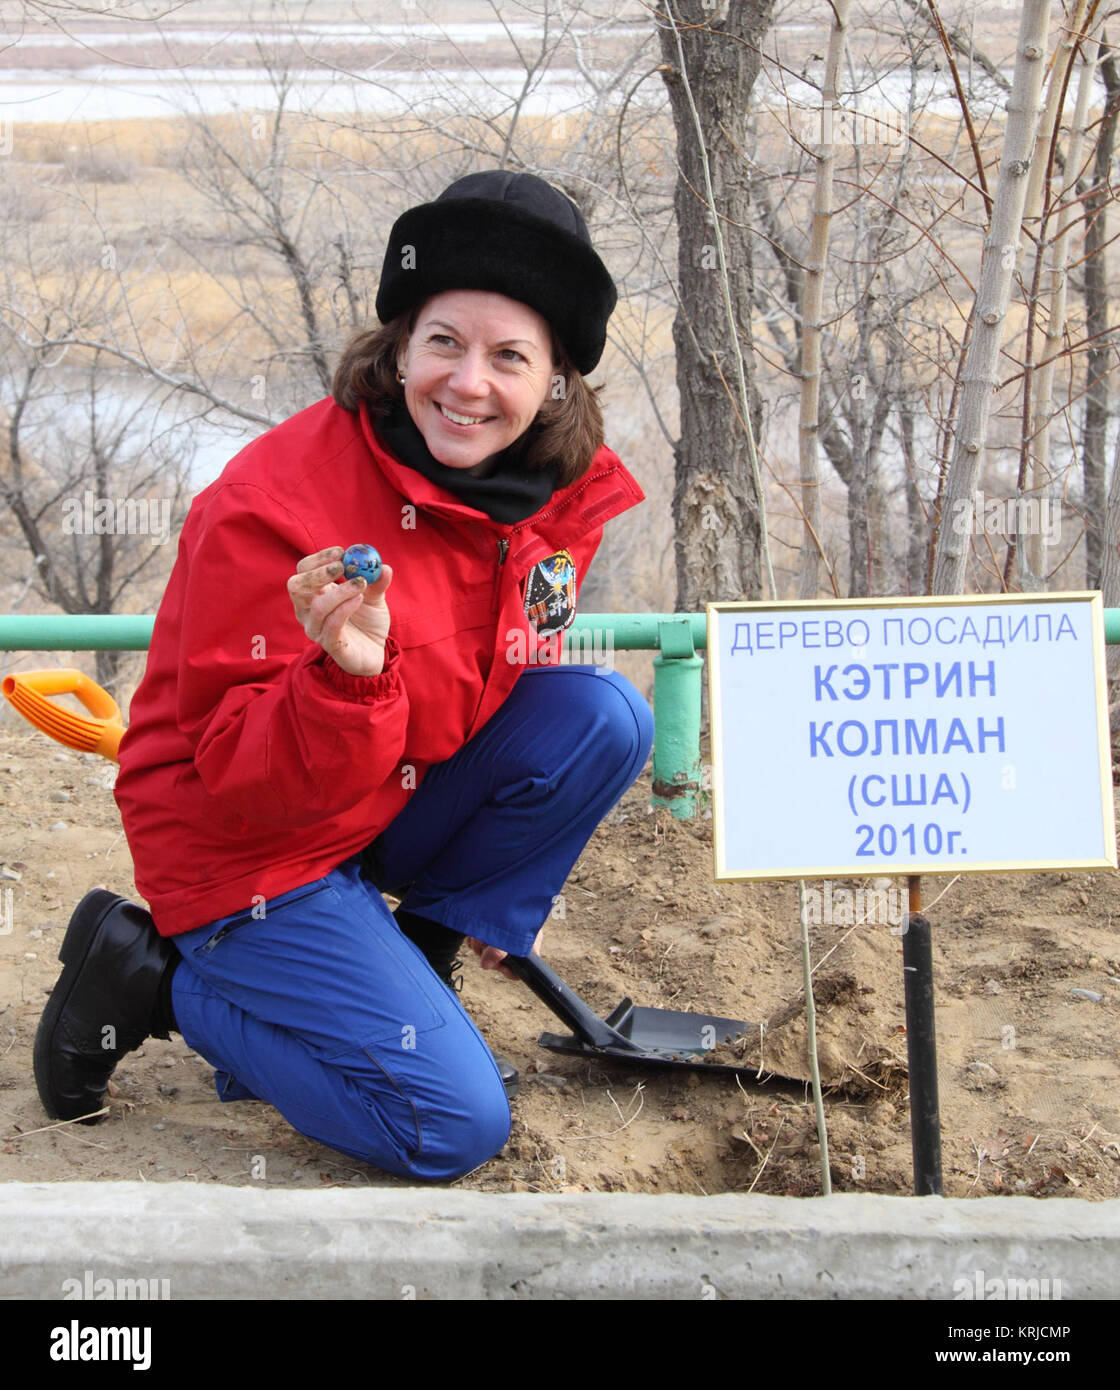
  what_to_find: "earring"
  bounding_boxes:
[396,370,406,384]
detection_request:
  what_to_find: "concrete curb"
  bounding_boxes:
[2,1184,1118,1299]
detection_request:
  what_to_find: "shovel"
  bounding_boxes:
[503,950,794,1082]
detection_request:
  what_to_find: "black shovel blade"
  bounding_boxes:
[538,1002,772,1078]
[504,950,792,1081]
[607,998,756,1058]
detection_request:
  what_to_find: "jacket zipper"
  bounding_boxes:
[488,467,636,617]
[504,467,630,539]
[492,536,509,608]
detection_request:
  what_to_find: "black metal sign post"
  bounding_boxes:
[903,874,943,1195]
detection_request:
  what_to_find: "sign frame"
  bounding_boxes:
[706,591,1116,881]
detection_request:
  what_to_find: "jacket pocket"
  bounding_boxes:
[199,879,333,954]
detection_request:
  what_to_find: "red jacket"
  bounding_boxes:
[114,397,644,936]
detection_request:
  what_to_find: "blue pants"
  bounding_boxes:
[169,665,654,1181]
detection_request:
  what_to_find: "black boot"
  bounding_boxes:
[394,908,519,1100]
[395,909,467,993]
[34,890,179,1125]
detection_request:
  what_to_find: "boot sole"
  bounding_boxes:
[33,890,125,1124]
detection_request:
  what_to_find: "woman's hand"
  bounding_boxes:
[287,546,394,677]
[466,927,545,982]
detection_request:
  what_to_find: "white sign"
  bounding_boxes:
[707,593,1116,880]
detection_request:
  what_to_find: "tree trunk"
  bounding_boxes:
[931,0,1053,595]
[899,403,926,594]
[1082,43,1119,588]
[95,648,123,693]
[1099,420,1120,701]
[847,394,871,595]
[657,0,776,610]
[1025,21,1100,582]
[798,0,851,599]
[1020,0,1090,236]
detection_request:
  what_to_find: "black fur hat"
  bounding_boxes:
[375,170,617,375]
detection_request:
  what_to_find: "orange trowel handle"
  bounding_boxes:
[1,669,125,762]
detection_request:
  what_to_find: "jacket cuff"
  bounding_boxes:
[312,635,403,702]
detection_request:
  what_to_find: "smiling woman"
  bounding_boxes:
[397,291,556,476]
[35,168,654,1186]
[332,239,606,486]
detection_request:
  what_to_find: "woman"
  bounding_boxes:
[34,170,654,1182]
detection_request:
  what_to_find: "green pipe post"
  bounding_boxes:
[568,613,707,652]
[650,618,704,819]
[0,615,155,650]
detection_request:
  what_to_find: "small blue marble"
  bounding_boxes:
[341,543,382,585]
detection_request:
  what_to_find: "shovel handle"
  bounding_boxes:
[502,951,645,1054]
[1,669,124,761]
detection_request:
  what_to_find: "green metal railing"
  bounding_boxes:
[0,613,709,652]
[0,615,156,651]
[2,609,1119,819]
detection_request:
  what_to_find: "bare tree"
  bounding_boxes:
[655,0,776,609]
[1019,20,1101,585]
[750,9,942,600]
[931,0,1054,595]
[0,336,191,689]
[1081,37,1120,588]
[796,0,850,600]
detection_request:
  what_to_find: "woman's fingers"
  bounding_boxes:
[358,562,392,604]
[480,945,516,980]
[289,553,392,628]
[286,547,393,676]
[306,577,368,646]
[294,559,394,677]
[465,925,545,981]
[463,938,538,982]
[287,556,343,619]
[295,545,343,575]
[313,585,388,677]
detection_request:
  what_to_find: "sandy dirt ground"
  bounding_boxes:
[2,723,1120,1201]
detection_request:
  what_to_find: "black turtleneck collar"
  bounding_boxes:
[371,400,560,524]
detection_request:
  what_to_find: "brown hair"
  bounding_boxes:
[331,310,605,488]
